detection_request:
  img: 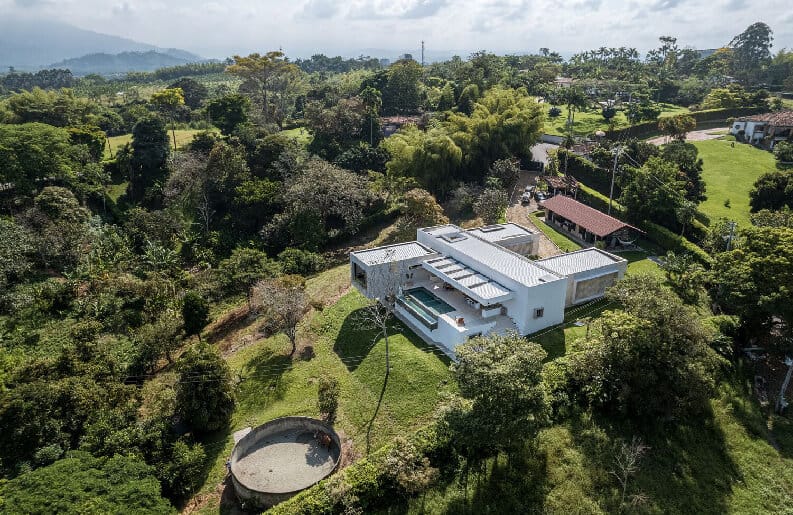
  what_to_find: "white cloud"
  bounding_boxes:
[2,0,791,59]
[299,0,339,19]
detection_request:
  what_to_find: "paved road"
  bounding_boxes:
[646,127,728,146]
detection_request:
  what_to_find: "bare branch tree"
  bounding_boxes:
[250,277,310,357]
[355,258,407,378]
[610,436,650,508]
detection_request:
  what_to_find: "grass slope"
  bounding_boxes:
[404,379,793,514]
[695,139,777,228]
[530,211,583,252]
[192,265,453,512]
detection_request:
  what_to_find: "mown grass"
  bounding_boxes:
[544,103,690,137]
[695,139,777,228]
[192,265,453,512]
[530,211,583,252]
[280,127,313,147]
[104,129,211,158]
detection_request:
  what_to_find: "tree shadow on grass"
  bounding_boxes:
[533,328,568,362]
[334,308,451,372]
[234,346,294,414]
[408,446,547,514]
[568,406,737,515]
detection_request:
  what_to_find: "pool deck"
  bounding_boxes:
[407,280,518,335]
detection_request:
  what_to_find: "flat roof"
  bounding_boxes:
[537,248,625,276]
[423,256,513,303]
[540,195,642,238]
[466,223,536,243]
[352,242,436,266]
[421,225,564,288]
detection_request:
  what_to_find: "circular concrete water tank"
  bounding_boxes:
[229,417,341,508]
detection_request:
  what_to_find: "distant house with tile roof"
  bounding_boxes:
[350,222,626,354]
[729,111,793,149]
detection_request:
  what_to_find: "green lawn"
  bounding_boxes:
[280,127,313,147]
[193,265,453,512]
[544,103,690,137]
[695,139,777,228]
[530,212,583,252]
[104,129,211,158]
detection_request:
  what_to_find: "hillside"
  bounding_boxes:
[49,51,205,76]
[0,16,200,71]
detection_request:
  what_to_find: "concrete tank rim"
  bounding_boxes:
[229,416,341,496]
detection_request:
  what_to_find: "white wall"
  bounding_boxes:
[508,280,567,335]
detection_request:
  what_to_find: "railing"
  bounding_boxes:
[396,295,438,330]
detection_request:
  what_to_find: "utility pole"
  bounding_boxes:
[608,146,621,216]
[777,356,793,414]
[421,40,425,67]
[725,220,737,251]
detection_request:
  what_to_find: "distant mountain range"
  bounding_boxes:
[0,17,203,74]
[49,51,205,76]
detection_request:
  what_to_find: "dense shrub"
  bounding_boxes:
[606,107,765,140]
[278,248,326,276]
[317,376,340,422]
[641,220,712,265]
[182,291,210,336]
[0,451,173,514]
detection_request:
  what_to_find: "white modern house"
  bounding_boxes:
[350,223,627,354]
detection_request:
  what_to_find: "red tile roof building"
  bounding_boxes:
[540,195,642,245]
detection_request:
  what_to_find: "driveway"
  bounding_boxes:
[646,127,728,146]
[506,169,562,259]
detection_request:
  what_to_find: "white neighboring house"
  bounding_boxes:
[350,223,627,355]
[730,111,793,148]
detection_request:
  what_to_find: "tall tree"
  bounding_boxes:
[567,275,720,418]
[168,77,208,110]
[227,52,302,127]
[175,342,235,432]
[730,22,774,85]
[712,226,793,338]
[0,123,75,196]
[150,87,186,151]
[439,333,548,461]
[206,94,249,135]
[660,140,706,202]
[382,58,424,115]
[127,115,170,205]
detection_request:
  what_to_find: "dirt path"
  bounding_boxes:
[647,127,727,146]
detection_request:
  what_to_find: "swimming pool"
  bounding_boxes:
[397,287,455,329]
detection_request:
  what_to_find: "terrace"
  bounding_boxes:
[395,277,517,351]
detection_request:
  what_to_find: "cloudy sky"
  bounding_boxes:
[4,0,793,59]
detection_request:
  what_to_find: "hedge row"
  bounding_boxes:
[605,107,766,140]
[557,149,615,197]
[268,425,449,514]
[640,220,712,265]
[574,183,625,216]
